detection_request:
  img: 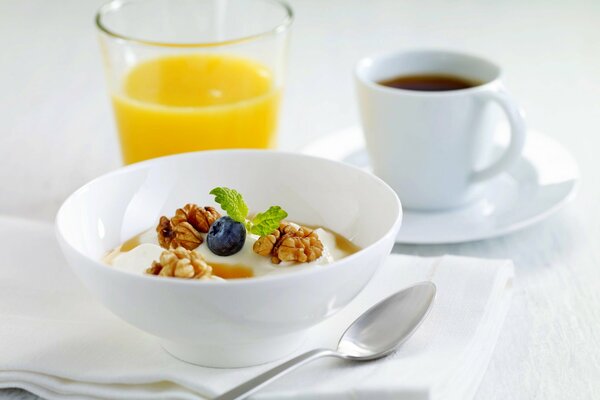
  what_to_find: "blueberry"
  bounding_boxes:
[207,216,246,256]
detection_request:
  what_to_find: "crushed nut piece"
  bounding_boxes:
[156,204,221,250]
[146,247,213,279]
[253,222,324,264]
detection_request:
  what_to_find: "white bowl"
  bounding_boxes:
[55,150,402,367]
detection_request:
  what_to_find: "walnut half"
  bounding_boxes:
[172,204,220,233]
[275,234,323,263]
[253,222,324,264]
[156,204,221,250]
[146,247,213,279]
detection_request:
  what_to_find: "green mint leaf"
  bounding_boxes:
[209,187,249,224]
[249,206,288,236]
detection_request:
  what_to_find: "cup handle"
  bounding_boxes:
[470,86,527,183]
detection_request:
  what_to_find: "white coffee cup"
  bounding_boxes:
[355,49,526,210]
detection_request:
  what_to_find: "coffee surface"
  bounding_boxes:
[379,73,482,92]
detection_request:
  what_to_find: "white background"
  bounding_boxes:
[1,0,600,399]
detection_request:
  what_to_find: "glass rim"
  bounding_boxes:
[95,0,293,48]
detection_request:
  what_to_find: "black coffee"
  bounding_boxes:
[379,73,482,92]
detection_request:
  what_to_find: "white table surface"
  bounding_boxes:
[2,0,600,399]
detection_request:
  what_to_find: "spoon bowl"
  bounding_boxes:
[216,281,436,400]
[337,281,437,360]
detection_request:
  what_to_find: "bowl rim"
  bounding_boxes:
[55,149,402,286]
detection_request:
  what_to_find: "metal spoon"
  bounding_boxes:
[215,281,436,400]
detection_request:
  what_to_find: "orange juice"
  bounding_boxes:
[111,54,280,164]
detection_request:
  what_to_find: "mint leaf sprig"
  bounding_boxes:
[209,187,248,224]
[209,187,288,236]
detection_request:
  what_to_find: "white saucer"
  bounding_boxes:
[301,126,579,244]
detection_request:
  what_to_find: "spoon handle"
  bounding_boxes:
[214,348,339,400]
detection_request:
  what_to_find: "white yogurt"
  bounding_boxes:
[108,226,352,279]
[111,243,163,275]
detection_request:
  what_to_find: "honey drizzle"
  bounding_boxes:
[334,232,361,255]
[210,263,254,279]
[120,234,143,252]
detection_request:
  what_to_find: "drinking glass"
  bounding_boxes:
[96,0,292,164]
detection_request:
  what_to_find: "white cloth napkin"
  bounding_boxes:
[0,216,514,400]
